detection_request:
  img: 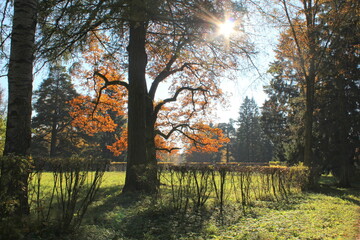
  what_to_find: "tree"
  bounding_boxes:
[218,120,237,163]
[261,60,302,163]
[314,0,360,186]
[236,97,272,162]
[32,65,79,157]
[65,0,253,194]
[262,0,360,186]
[3,0,37,216]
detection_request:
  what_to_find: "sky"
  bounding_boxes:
[214,16,279,123]
[0,4,280,125]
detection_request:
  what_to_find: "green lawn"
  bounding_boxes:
[27,172,360,240]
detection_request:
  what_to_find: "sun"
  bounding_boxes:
[218,19,235,37]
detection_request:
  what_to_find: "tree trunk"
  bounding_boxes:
[336,76,352,187]
[3,0,37,216]
[50,79,60,158]
[303,72,317,189]
[145,102,159,192]
[302,1,318,190]
[123,18,156,193]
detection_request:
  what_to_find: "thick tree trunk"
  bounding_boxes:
[3,0,37,216]
[123,18,157,194]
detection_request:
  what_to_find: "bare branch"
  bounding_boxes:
[155,123,206,147]
[149,37,191,100]
[153,86,208,120]
[156,147,181,153]
[94,71,129,89]
[91,70,128,116]
[155,123,190,139]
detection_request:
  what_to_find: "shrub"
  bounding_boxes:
[29,156,107,234]
[160,164,309,214]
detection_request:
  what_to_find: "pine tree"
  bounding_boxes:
[32,65,78,157]
[236,97,272,162]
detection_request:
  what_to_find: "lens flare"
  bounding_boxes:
[218,19,235,37]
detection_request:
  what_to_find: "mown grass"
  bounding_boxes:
[28,172,360,240]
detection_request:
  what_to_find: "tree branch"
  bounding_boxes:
[149,38,191,100]
[156,147,181,153]
[153,86,207,119]
[91,71,128,116]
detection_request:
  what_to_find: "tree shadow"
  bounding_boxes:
[83,186,212,239]
[318,185,360,206]
[317,175,360,206]
[119,207,212,240]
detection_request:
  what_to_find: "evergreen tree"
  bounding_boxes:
[236,97,272,162]
[218,120,236,163]
[263,0,359,186]
[261,60,302,163]
[32,65,78,157]
[314,0,360,186]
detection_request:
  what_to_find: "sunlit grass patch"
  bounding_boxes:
[26,171,360,239]
[217,192,360,240]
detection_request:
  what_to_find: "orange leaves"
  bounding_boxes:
[107,127,128,156]
[69,31,128,138]
[184,123,229,153]
[69,95,117,135]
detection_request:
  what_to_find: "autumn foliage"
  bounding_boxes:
[69,33,229,158]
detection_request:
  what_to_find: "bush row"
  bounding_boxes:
[159,164,309,213]
[0,156,107,238]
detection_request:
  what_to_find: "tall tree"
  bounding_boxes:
[236,97,272,162]
[261,60,302,163]
[277,0,323,187]
[32,65,79,157]
[314,0,360,186]
[3,0,37,216]
[262,0,360,186]
[65,0,252,194]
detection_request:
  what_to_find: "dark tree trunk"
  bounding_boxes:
[123,18,157,194]
[303,71,317,189]
[145,97,159,191]
[3,0,37,216]
[50,80,60,158]
[336,77,352,187]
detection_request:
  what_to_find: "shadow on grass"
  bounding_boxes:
[318,175,360,207]
[84,186,212,240]
[119,206,212,240]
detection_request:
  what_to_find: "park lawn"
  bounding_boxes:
[30,172,360,240]
[215,192,359,239]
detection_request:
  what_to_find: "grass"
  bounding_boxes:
[27,172,360,240]
[218,193,359,239]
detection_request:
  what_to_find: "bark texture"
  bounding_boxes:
[123,18,158,194]
[3,0,37,215]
